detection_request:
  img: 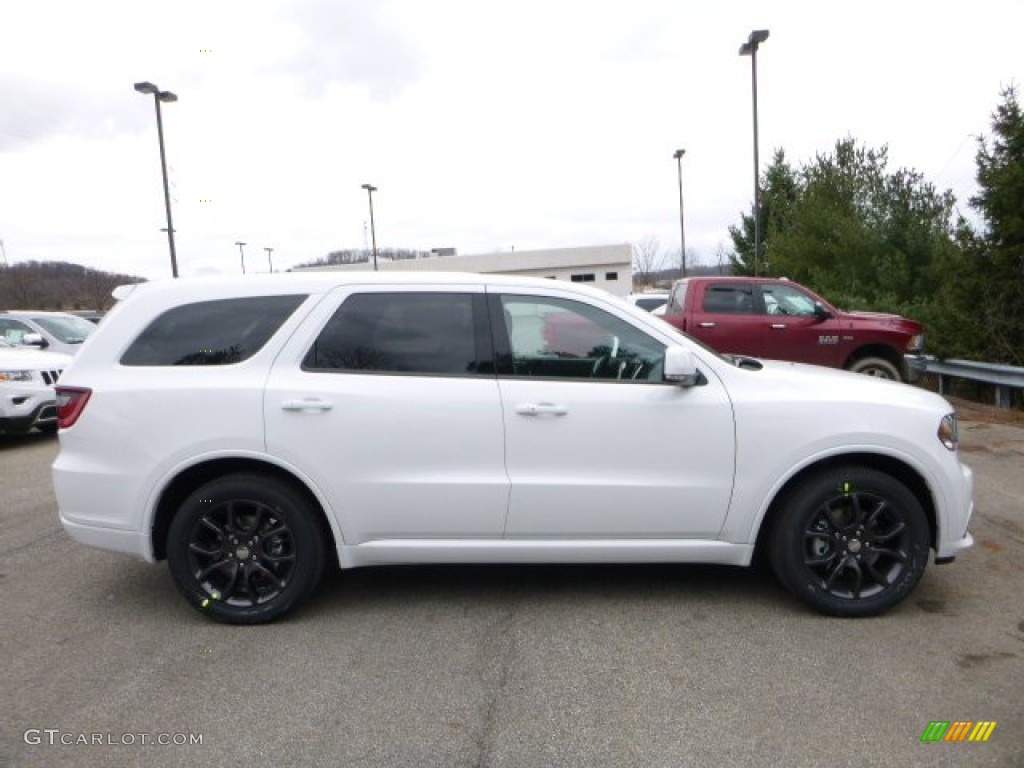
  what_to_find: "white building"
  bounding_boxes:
[295,243,633,297]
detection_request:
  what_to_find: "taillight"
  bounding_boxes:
[56,386,92,429]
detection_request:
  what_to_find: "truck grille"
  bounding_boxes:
[41,370,63,386]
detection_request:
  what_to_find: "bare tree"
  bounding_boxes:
[632,235,663,289]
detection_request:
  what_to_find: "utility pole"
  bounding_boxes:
[235,241,247,274]
[265,247,274,273]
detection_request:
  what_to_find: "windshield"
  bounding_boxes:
[31,315,96,344]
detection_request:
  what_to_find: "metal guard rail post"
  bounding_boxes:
[914,358,1024,408]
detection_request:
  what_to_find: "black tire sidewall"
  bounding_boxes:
[771,467,930,617]
[167,474,325,624]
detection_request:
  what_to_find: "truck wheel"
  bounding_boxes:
[848,356,901,381]
[769,467,930,617]
[167,474,326,624]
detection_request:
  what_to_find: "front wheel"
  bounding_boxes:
[769,467,930,617]
[167,474,326,624]
[847,356,901,381]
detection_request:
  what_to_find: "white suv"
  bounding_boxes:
[0,339,70,434]
[0,310,97,355]
[53,273,974,623]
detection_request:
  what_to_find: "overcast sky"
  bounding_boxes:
[1,0,1020,279]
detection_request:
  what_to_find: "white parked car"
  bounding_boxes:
[53,273,973,623]
[0,310,97,355]
[625,291,669,313]
[0,338,70,434]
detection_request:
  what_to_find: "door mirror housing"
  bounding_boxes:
[20,332,47,348]
[813,302,833,321]
[663,346,701,387]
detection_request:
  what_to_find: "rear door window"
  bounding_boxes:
[121,295,307,366]
[702,283,755,314]
[302,292,489,376]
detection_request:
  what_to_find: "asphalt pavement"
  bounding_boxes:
[1,418,1022,767]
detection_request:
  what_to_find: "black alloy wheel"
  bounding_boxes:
[167,474,325,624]
[770,467,930,617]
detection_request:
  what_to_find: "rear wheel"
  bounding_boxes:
[847,356,901,381]
[167,474,325,624]
[769,467,930,617]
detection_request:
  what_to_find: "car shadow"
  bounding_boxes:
[0,430,57,451]
[300,561,793,620]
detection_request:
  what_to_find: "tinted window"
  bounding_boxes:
[635,296,667,312]
[703,283,754,314]
[499,295,665,381]
[121,295,306,366]
[303,292,483,376]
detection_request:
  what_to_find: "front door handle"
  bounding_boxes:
[771,324,787,330]
[698,322,716,328]
[282,398,333,412]
[515,403,568,417]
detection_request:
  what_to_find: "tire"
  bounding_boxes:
[167,473,326,624]
[847,356,901,381]
[769,467,930,617]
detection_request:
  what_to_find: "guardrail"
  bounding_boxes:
[913,358,1024,408]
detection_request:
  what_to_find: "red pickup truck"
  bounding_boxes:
[660,277,925,381]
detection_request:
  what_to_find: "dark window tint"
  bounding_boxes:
[303,292,482,376]
[634,296,667,312]
[121,295,306,366]
[703,283,754,314]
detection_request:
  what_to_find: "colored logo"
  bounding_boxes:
[921,721,996,742]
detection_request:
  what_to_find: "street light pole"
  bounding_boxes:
[235,241,247,274]
[673,149,687,278]
[361,183,378,271]
[265,247,274,273]
[739,29,769,277]
[134,81,179,278]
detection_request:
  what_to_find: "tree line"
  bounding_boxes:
[728,87,1023,366]
[0,261,144,311]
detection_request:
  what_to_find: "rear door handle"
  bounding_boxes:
[282,398,333,412]
[771,324,787,330]
[515,403,568,417]
[698,322,716,328]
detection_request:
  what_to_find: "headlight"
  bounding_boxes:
[0,370,34,383]
[938,413,959,451]
[907,334,925,352]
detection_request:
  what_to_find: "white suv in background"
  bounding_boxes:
[625,291,669,313]
[0,339,70,434]
[53,273,973,624]
[0,310,97,355]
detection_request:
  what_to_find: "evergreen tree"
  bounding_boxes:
[967,86,1024,364]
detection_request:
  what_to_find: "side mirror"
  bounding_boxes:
[813,302,833,321]
[663,346,701,387]
[21,333,47,348]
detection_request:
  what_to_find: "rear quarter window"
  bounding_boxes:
[120,295,307,366]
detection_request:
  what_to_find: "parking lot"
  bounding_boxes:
[2,410,1022,767]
